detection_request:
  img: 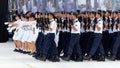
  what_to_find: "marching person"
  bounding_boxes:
[109,11,120,61]
[61,12,83,62]
[84,12,105,61]
[27,14,38,55]
[10,15,22,52]
[38,13,60,62]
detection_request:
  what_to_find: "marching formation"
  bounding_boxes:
[6,10,120,62]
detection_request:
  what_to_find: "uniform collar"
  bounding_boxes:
[105,17,108,19]
[50,19,54,22]
[73,19,78,23]
[115,17,118,20]
[97,18,101,21]
[91,18,95,20]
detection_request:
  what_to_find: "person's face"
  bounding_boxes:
[21,17,24,21]
[28,12,32,16]
[54,13,57,17]
[29,18,31,21]
[66,14,70,18]
[35,14,38,18]
[118,13,120,18]
[90,13,95,18]
[24,18,28,21]
[113,13,117,18]
[71,15,76,20]
[31,17,35,21]
[15,16,20,20]
[48,15,53,20]
[96,14,100,19]
[29,17,34,21]
[106,12,109,17]
[85,14,88,18]
[37,14,41,18]
[62,14,66,19]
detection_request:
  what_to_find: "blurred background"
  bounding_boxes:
[8,0,120,13]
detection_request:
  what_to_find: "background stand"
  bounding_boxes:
[0,0,9,42]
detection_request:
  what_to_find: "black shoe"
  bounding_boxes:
[22,51,29,54]
[46,54,51,60]
[18,49,24,53]
[117,57,120,60]
[32,53,39,57]
[83,55,92,61]
[75,55,83,62]
[35,53,42,59]
[28,52,36,55]
[13,49,19,52]
[116,54,120,60]
[70,55,77,61]
[27,51,31,54]
[54,56,60,62]
[48,56,60,62]
[38,54,47,61]
[109,55,116,61]
[92,55,99,61]
[61,55,71,61]
[97,55,105,61]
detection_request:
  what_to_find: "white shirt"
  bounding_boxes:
[16,20,24,29]
[113,17,118,32]
[89,18,95,32]
[14,20,21,29]
[49,19,57,34]
[30,20,37,30]
[80,27,85,33]
[44,30,49,35]
[62,28,70,32]
[71,19,80,34]
[22,21,31,31]
[94,18,103,34]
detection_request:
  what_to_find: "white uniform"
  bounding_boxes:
[94,18,103,34]
[15,21,26,41]
[109,18,114,33]
[49,19,58,45]
[49,19,57,34]
[27,21,38,42]
[21,21,31,42]
[71,19,80,34]
[89,18,95,32]
[113,18,118,33]
[13,20,22,40]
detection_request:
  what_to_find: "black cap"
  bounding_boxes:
[113,11,119,14]
[96,11,102,16]
[106,10,112,15]
[70,12,77,17]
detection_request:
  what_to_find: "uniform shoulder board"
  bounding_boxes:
[75,20,79,22]
[98,19,102,21]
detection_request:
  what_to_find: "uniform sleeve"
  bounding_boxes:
[74,22,80,31]
[98,21,103,28]
[51,21,57,29]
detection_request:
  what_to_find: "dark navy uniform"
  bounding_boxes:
[40,19,59,62]
[84,17,105,61]
[62,19,82,61]
[110,17,120,61]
